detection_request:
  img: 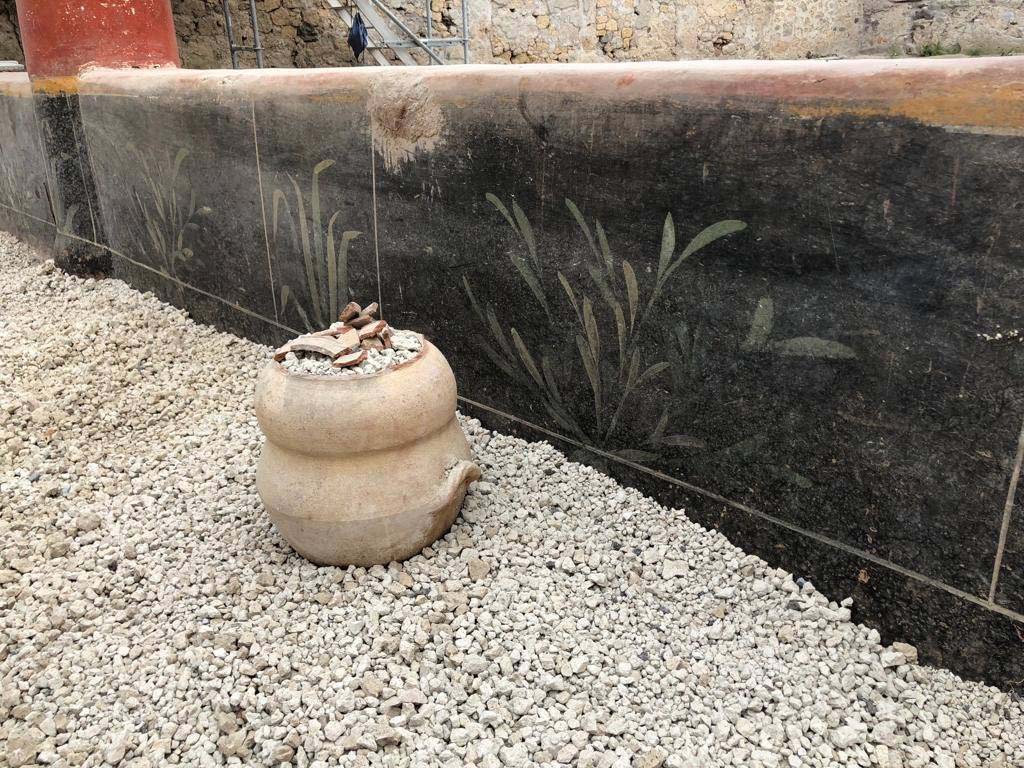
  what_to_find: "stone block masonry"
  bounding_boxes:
[1,0,1023,66]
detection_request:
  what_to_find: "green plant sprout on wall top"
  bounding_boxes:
[272,159,361,331]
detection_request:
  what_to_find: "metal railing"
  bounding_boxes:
[221,0,265,69]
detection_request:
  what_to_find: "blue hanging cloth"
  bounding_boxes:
[348,13,369,62]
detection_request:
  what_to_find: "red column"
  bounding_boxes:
[15,0,180,79]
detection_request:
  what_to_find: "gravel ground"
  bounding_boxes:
[1,231,1022,768]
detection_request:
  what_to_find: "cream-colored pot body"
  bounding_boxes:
[254,340,480,566]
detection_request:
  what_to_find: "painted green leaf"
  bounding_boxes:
[611,303,626,375]
[716,434,768,462]
[742,296,774,351]
[543,401,584,440]
[280,285,312,332]
[270,188,290,242]
[170,147,189,183]
[511,328,546,389]
[637,361,670,386]
[462,276,487,324]
[287,174,319,326]
[541,355,565,406]
[595,220,613,274]
[657,212,675,279]
[625,348,640,389]
[672,323,692,365]
[486,192,517,232]
[509,251,548,317]
[772,466,814,489]
[648,408,669,446]
[558,271,582,324]
[565,198,599,263]
[771,337,856,359]
[326,211,342,322]
[512,200,538,269]
[170,148,189,220]
[583,296,600,361]
[575,333,601,414]
[310,159,335,295]
[622,261,639,330]
[680,219,746,260]
[477,340,521,382]
[656,218,747,292]
[611,449,659,463]
[486,307,517,363]
[335,229,360,315]
[586,265,620,321]
[661,434,707,449]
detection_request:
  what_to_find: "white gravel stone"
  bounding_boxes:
[660,559,688,579]
[1,232,1022,767]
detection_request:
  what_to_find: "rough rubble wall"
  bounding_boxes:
[0,0,21,62]
[179,0,1024,66]
[477,0,1024,63]
[0,1,1022,66]
[173,0,356,68]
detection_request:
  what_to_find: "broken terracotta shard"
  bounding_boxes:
[290,335,351,359]
[358,320,388,340]
[280,299,396,367]
[333,349,368,368]
[311,323,352,338]
[339,302,361,322]
[335,327,361,353]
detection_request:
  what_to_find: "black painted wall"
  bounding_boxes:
[0,77,53,251]
[1,61,1022,689]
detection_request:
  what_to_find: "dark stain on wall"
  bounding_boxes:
[33,92,110,274]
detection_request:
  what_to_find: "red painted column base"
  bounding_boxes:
[15,0,179,80]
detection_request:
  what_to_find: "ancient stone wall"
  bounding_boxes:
[1,1,1023,66]
[173,0,355,68]
[0,0,21,63]
[474,0,1024,63]
[182,0,1024,66]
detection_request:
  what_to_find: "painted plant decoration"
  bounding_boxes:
[128,145,206,282]
[0,148,18,210]
[465,195,855,474]
[272,159,361,331]
[43,156,79,256]
[0,148,63,238]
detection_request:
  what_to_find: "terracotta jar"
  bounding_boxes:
[254,337,480,566]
